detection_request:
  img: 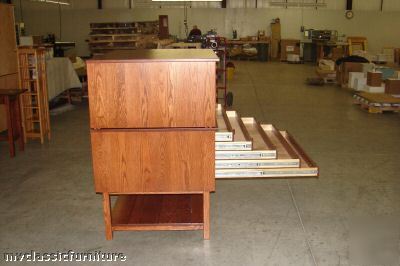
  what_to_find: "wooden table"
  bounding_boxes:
[0,89,26,157]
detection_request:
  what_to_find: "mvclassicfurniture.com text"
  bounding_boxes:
[3,250,127,262]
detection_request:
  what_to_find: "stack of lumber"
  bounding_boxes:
[215,105,319,179]
[353,92,400,113]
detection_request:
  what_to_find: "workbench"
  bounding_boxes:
[165,42,201,49]
[227,39,270,61]
[301,40,349,63]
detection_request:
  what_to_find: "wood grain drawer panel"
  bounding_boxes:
[0,4,17,76]
[0,73,18,89]
[88,62,216,129]
[91,130,215,193]
[0,73,18,131]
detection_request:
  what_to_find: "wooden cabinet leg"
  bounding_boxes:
[4,97,15,157]
[203,192,210,240]
[15,98,24,151]
[102,193,113,240]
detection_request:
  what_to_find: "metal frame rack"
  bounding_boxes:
[209,37,228,107]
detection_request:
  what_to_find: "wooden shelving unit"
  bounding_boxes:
[88,21,159,54]
[17,47,50,144]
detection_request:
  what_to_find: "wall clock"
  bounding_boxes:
[345,10,354,19]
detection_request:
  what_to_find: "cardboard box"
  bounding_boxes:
[331,47,344,61]
[349,72,365,89]
[367,71,383,87]
[271,39,280,59]
[271,23,281,40]
[364,84,385,93]
[280,39,300,61]
[362,63,375,74]
[394,48,400,64]
[316,68,336,78]
[385,79,400,95]
[382,47,395,63]
[339,62,363,86]
[354,77,367,91]
[319,59,335,71]
[287,54,300,62]
[19,35,42,46]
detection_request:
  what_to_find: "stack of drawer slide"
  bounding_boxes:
[215,105,319,179]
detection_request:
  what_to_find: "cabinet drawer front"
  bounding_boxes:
[91,130,215,193]
[88,61,216,129]
[0,5,17,76]
[0,73,18,131]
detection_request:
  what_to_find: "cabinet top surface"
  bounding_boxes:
[87,49,219,63]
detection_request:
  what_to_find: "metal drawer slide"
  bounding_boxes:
[215,104,233,142]
[216,150,276,160]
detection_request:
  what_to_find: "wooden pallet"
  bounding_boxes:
[323,77,336,84]
[353,93,400,113]
[286,60,303,64]
[356,102,400,113]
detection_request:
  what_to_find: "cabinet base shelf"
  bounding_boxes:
[103,193,210,239]
[113,224,204,231]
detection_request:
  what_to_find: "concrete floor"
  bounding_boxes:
[1,61,400,265]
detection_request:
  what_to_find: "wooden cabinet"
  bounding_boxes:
[0,3,18,133]
[88,49,218,240]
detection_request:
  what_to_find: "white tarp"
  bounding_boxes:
[46,57,82,100]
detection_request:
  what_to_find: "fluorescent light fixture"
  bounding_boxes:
[30,0,71,5]
[152,0,222,2]
[270,1,326,7]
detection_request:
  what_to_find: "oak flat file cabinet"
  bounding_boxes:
[87,50,218,240]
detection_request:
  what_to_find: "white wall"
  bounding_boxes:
[12,0,400,56]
